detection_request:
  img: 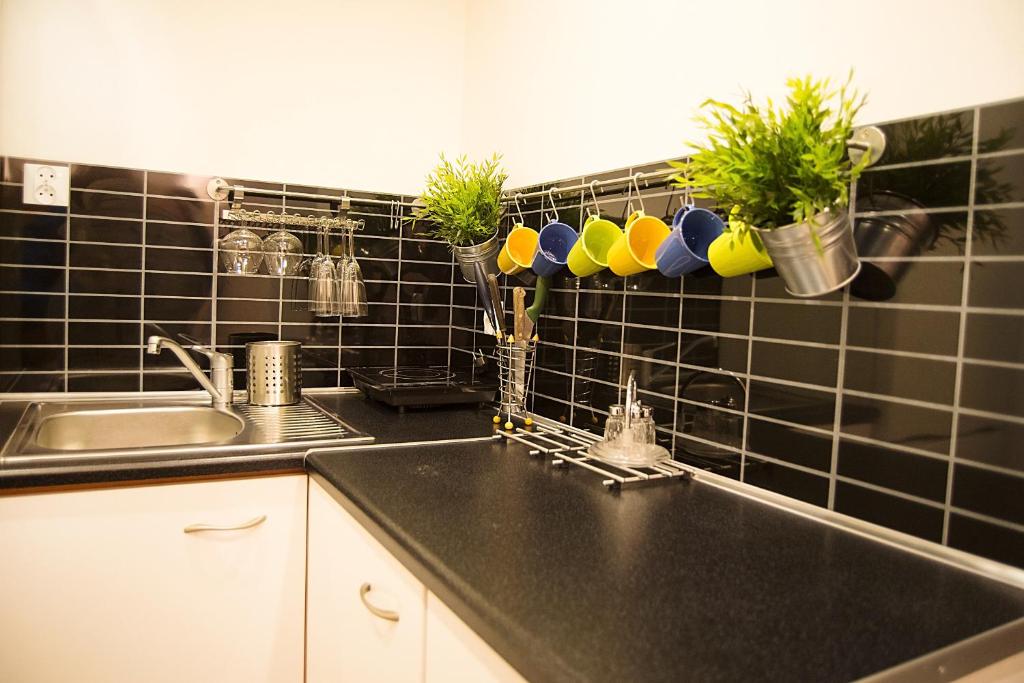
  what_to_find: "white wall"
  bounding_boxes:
[3,1,1024,192]
[463,0,1024,187]
[0,0,468,194]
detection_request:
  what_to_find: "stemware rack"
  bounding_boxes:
[497,417,696,491]
[221,207,364,233]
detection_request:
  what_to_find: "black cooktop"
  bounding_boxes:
[347,365,498,409]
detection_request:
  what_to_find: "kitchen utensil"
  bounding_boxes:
[473,262,500,335]
[309,223,340,316]
[566,214,622,277]
[523,275,550,342]
[219,213,264,274]
[498,224,540,275]
[512,287,527,346]
[246,340,302,406]
[337,224,368,317]
[486,273,506,338]
[655,205,724,277]
[261,212,303,276]
[228,332,277,387]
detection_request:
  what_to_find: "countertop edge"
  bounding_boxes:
[307,465,582,683]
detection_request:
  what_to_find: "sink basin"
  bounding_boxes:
[0,396,374,464]
[34,406,244,451]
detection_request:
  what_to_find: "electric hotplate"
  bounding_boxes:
[347,365,498,410]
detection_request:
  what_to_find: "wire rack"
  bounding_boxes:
[497,417,696,491]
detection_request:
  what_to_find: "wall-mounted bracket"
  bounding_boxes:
[848,126,887,168]
[207,177,232,201]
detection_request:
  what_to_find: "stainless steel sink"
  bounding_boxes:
[34,406,244,451]
[0,395,373,464]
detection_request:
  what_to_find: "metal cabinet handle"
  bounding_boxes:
[359,583,400,622]
[183,515,267,533]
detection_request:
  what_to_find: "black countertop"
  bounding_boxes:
[308,439,1024,683]
[0,392,495,489]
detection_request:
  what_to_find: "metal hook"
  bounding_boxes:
[545,187,559,224]
[587,180,601,219]
[513,193,526,226]
[631,174,645,214]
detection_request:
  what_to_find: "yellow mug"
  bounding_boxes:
[497,224,539,275]
[607,211,670,276]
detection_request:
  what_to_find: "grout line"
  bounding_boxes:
[63,175,71,391]
[828,255,852,511]
[739,275,755,482]
[943,107,981,545]
[139,171,148,389]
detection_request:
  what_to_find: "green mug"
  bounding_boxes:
[567,214,623,277]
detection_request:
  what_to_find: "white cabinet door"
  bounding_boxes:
[306,479,426,682]
[425,592,527,683]
[0,474,307,683]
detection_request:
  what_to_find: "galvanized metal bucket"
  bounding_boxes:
[453,233,500,283]
[755,209,861,298]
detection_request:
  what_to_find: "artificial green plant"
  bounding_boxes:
[410,154,507,247]
[671,74,869,245]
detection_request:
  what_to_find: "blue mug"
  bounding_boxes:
[531,221,578,277]
[655,206,725,277]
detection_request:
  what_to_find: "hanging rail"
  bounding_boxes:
[503,167,676,203]
[206,177,419,210]
[501,125,886,203]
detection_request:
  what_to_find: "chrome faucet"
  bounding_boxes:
[146,335,234,408]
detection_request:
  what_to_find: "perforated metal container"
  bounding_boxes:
[246,341,302,406]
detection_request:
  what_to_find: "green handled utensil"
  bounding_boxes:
[522,275,550,342]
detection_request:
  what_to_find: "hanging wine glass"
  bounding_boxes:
[219,210,264,274]
[262,211,303,276]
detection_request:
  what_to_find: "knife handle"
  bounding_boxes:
[513,287,526,344]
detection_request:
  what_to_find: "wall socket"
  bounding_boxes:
[22,163,70,207]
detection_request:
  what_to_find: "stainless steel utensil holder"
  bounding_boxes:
[246,341,302,406]
[496,339,536,421]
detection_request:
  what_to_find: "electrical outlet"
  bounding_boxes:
[22,163,70,207]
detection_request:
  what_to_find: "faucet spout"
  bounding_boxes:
[145,335,234,408]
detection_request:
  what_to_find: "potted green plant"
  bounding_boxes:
[411,153,507,283]
[674,75,870,296]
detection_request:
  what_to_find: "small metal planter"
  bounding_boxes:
[453,233,500,283]
[755,209,861,298]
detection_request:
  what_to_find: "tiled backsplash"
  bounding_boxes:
[2,98,1023,569]
[0,159,453,393]
[450,98,1024,569]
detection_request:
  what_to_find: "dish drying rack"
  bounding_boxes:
[497,418,695,490]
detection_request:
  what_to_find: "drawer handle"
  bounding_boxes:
[183,515,267,533]
[359,583,400,622]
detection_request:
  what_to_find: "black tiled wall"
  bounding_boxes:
[3,98,1023,570]
[450,98,1024,569]
[0,159,454,393]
